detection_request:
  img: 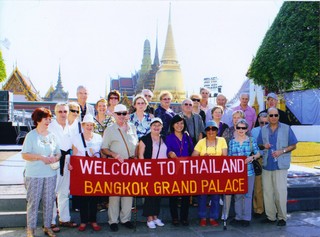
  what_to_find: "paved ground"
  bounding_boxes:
[0,210,320,237]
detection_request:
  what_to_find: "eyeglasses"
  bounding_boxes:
[184,103,192,106]
[115,112,127,116]
[259,121,268,125]
[70,109,79,114]
[162,98,171,101]
[58,110,68,114]
[110,97,119,100]
[191,98,201,102]
[236,126,248,130]
[269,114,279,117]
[136,102,145,105]
[144,94,152,98]
[205,127,218,132]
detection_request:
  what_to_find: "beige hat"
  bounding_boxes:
[81,114,95,124]
[114,104,127,113]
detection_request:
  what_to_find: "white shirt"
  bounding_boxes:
[48,119,73,151]
[72,133,102,157]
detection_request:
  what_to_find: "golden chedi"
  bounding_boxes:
[153,8,186,103]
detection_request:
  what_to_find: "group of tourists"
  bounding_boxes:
[21,86,298,237]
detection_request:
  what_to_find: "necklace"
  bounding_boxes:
[206,138,217,156]
[174,134,184,156]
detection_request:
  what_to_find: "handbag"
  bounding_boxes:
[250,137,262,176]
[50,160,60,170]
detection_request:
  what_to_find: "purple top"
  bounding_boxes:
[165,132,194,157]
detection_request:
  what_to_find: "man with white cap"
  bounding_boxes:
[254,93,291,127]
[101,104,139,232]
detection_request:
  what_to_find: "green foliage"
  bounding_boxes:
[0,50,6,83]
[247,2,320,92]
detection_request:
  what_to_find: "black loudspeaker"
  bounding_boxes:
[0,90,13,122]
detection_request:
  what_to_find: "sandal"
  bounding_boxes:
[59,221,78,227]
[43,227,56,237]
[50,224,60,233]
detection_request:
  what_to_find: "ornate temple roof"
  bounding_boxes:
[2,67,42,101]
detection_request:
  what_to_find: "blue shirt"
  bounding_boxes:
[129,112,152,138]
[257,124,298,171]
[154,105,175,136]
[22,129,60,178]
[228,137,259,176]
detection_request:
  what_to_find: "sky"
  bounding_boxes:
[0,0,284,103]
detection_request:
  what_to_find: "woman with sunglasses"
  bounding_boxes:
[68,102,81,134]
[106,90,121,115]
[220,110,247,221]
[166,115,194,226]
[228,119,260,227]
[69,114,102,232]
[190,94,206,124]
[129,94,154,139]
[192,120,227,227]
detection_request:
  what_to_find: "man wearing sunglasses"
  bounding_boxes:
[254,93,291,127]
[180,99,205,146]
[101,104,138,232]
[257,107,298,227]
[49,103,78,232]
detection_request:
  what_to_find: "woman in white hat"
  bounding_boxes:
[70,114,102,232]
[138,117,166,229]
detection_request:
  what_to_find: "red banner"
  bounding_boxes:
[70,156,248,196]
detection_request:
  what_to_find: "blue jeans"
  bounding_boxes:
[198,194,220,219]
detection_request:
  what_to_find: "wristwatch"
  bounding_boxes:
[283,149,286,153]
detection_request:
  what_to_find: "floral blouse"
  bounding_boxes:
[94,115,115,136]
[129,112,152,139]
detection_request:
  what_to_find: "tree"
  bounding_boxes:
[0,49,6,83]
[247,2,320,92]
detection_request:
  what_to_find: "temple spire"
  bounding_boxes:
[153,24,160,67]
[153,4,185,103]
[56,64,63,90]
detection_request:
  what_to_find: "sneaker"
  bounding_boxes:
[147,221,156,229]
[199,218,207,226]
[153,219,165,227]
[209,219,219,226]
